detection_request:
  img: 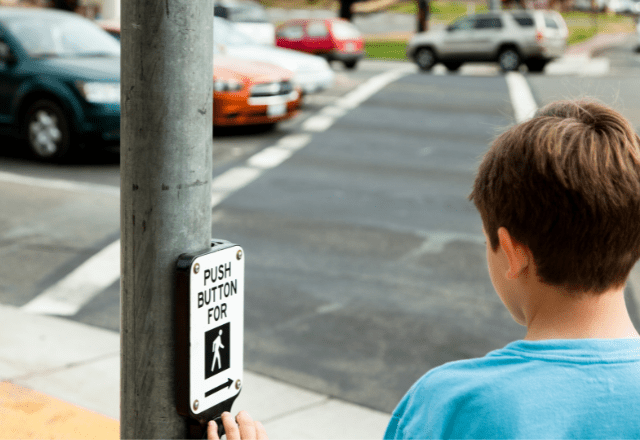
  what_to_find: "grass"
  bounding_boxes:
[390,0,488,21]
[365,39,408,59]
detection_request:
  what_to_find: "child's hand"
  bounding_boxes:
[208,411,268,440]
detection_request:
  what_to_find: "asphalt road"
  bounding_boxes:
[2,47,640,414]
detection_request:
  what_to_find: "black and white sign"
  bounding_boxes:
[187,244,244,415]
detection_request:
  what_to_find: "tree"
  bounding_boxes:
[417,0,429,32]
[339,0,356,21]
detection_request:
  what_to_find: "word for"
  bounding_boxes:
[204,263,232,286]
[198,280,238,308]
[208,304,227,324]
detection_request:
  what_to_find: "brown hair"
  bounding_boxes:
[470,99,640,292]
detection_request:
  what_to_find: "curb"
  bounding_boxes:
[564,32,633,57]
[0,304,390,439]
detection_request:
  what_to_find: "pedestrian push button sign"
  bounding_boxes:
[186,244,244,415]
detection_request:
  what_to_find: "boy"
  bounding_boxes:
[210,99,640,439]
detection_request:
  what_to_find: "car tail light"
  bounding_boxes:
[536,30,544,42]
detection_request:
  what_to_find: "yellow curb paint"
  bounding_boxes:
[0,382,118,440]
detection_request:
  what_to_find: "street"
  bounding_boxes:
[2,43,640,415]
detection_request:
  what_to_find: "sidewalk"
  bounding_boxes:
[0,303,390,439]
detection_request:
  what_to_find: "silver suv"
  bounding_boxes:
[406,11,568,72]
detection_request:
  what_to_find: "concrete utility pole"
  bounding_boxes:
[120,0,213,438]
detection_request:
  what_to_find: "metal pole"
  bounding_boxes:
[120,0,213,437]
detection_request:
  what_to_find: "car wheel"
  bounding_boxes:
[23,99,72,160]
[498,47,521,72]
[343,59,358,69]
[525,59,548,73]
[414,47,436,71]
[443,61,462,72]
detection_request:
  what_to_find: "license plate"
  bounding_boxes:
[345,42,355,52]
[268,103,286,117]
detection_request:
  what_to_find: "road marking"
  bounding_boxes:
[22,66,413,316]
[211,167,263,193]
[21,240,121,316]
[505,72,538,123]
[335,66,414,110]
[302,114,336,132]
[402,231,486,261]
[247,146,294,169]
[0,171,119,196]
[276,133,312,151]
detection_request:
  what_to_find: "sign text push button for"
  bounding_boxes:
[176,240,244,424]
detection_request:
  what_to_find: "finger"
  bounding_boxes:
[255,421,269,440]
[236,410,257,440]
[222,411,241,440]
[207,420,220,440]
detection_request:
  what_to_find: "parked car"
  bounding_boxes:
[214,49,301,127]
[0,7,120,160]
[214,16,334,94]
[100,22,301,128]
[275,18,365,69]
[214,0,275,45]
[406,10,568,73]
[96,19,120,40]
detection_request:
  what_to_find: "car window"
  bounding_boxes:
[277,25,304,40]
[331,21,361,39]
[3,14,120,57]
[214,17,256,45]
[306,22,328,38]
[512,14,534,26]
[475,17,503,29]
[448,17,475,31]
[544,16,559,29]
[227,3,269,23]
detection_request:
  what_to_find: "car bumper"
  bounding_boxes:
[292,69,335,94]
[326,49,365,63]
[79,102,121,142]
[214,91,301,126]
[522,40,566,60]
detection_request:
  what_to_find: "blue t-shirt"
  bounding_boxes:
[385,339,640,439]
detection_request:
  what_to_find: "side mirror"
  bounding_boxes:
[446,25,455,32]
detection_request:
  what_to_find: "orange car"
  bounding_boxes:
[97,22,300,127]
[214,55,300,127]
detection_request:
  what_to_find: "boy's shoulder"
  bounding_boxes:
[386,339,640,439]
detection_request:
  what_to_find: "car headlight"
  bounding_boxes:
[214,78,243,92]
[76,81,120,104]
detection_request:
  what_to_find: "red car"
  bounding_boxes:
[275,18,364,70]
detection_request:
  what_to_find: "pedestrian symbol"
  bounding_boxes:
[205,322,230,379]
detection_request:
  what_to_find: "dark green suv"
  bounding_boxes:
[0,7,120,160]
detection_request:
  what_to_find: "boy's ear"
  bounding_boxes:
[497,227,531,279]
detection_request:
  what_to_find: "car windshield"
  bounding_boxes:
[214,17,256,46]
[3,14,120,57]
[332,21,361,39]
[228,4,268,23]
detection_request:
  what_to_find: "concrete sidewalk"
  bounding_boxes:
[0,303,390,439]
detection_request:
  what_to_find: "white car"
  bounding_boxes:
[214,16,334,94]
[214,0,275,45]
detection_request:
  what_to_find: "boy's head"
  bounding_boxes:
[470,99,640,293]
